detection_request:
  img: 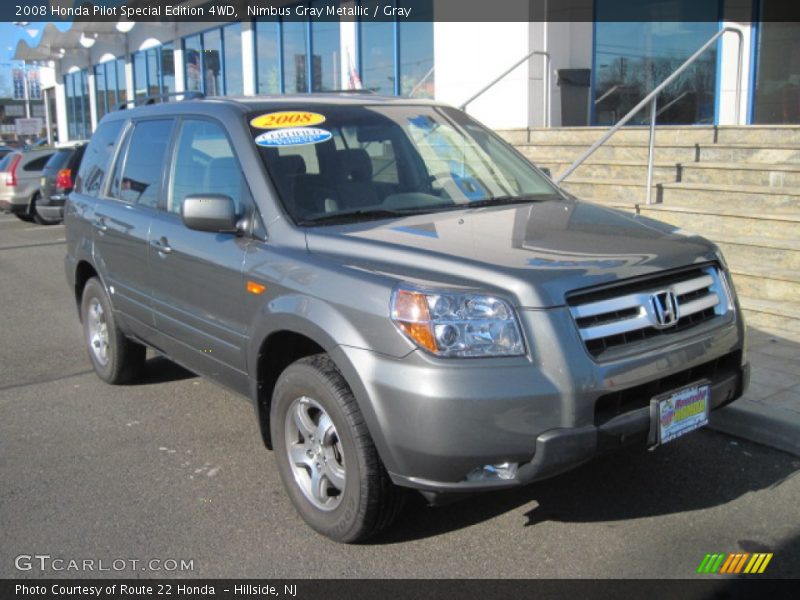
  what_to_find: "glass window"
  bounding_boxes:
[161,43,175,96]
[133,51,148,99]
[223,23,243,95]
[64,70,90,140]
[753,3,800,124]
[116,59,127,107]
[169,119,243,214]
[310,0,341,91]
[203,29,223,95]
[118,120,174,207]
[255,19,280,94]
[593,0,719,125]
[76,120,124,197]
[283,20,308,93]
[94,64,107,119]
[359,4,394,94]
[398,1,433,97]
[184,28,239,96]
[358,0,434,97]
[95,58,126,118]
[184,34,203,93]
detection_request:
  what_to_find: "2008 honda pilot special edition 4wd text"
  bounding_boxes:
[65,94,748,542]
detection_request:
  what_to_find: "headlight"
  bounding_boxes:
[390,285,525,357]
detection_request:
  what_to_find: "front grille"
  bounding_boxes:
[594,350,742,425]
[567,265,731,358]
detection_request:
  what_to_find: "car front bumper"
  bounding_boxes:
[333,306,747,498]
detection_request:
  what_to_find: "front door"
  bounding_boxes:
[148,118,252,393]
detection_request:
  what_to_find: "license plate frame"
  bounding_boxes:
[648,380,711,448]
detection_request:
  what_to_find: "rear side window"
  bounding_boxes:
[168,119,243,214]
[23,154,53,171]
[0,153,14,171]
[75,121,124,197]
[113,119,174,208]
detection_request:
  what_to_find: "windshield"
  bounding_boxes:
[250,105,559,225]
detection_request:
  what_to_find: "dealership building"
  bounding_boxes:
[11,0,799,142]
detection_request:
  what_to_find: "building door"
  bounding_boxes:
[752,2,800,124]
[592,0,720,126]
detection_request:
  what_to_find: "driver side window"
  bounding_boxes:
[169,119,244,215]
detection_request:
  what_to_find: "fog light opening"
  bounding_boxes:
[465,462,519,482]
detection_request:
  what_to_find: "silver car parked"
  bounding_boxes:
[0,148,56,224]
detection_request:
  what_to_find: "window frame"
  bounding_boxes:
[182,23,242,96]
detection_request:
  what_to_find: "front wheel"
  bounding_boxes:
[81,277,145,384]
[271,354,404,543]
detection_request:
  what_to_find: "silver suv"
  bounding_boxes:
[65,95,748,542]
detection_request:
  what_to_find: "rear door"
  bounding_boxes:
[147,117,253,392]
[92,118,175,337]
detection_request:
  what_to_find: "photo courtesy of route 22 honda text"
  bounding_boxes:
[64,92,748,543]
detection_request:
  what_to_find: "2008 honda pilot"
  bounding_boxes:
[65,94,748,542]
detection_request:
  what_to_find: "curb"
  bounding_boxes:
[709,400,800,458]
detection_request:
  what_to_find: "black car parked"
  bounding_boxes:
[37,142,87,224]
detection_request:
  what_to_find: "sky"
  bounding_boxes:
[0,21,71,98]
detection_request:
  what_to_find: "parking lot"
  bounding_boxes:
[1,214,799,579]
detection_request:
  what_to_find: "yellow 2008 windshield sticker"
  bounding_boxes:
[250,111,326,129]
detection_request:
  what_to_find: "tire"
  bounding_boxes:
[81,277,146,384]
[31,193,60,225]
[271,354,405,543]
[14,212,34,223]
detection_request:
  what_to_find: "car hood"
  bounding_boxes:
[304,199,720,308]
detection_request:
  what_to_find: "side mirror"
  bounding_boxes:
[181,194,238,233]
[538,166,552,179]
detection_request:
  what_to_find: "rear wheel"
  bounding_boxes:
[32,193,60,225]
[81,277,145,384]
[271,354,404,543]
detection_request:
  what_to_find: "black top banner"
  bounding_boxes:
[5,0,800,23]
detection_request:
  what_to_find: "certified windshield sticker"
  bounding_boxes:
[254,127,332,147]
[250,111,326,129]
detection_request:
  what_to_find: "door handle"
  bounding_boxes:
[151,237,173,254]
[94,216,108,233]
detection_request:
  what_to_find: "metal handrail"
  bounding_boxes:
[460,50,552,127]
[409,66,435,98]
[555,27,743,206]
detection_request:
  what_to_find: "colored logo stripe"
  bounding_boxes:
[697,553,773,574]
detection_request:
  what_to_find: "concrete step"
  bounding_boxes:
[731,269,800,305]
[518,142,800,165]
[562,179,800,214]
[638,204,800,242]
[499,125,800,147]
[543,159,800,188]
[561,178,652,204]
[542,160,679,184]
[715,236,800,272]
[740,297,800,337]
[680,162,800,188]
[660,182,800,214]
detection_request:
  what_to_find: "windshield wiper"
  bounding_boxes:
[461,194,561,209]
[297,207,425,226]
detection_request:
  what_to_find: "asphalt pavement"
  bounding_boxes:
[1,215,799,579]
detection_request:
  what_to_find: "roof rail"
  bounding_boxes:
[112,91,205,111]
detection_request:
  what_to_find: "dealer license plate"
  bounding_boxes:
[649,381,710,447]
